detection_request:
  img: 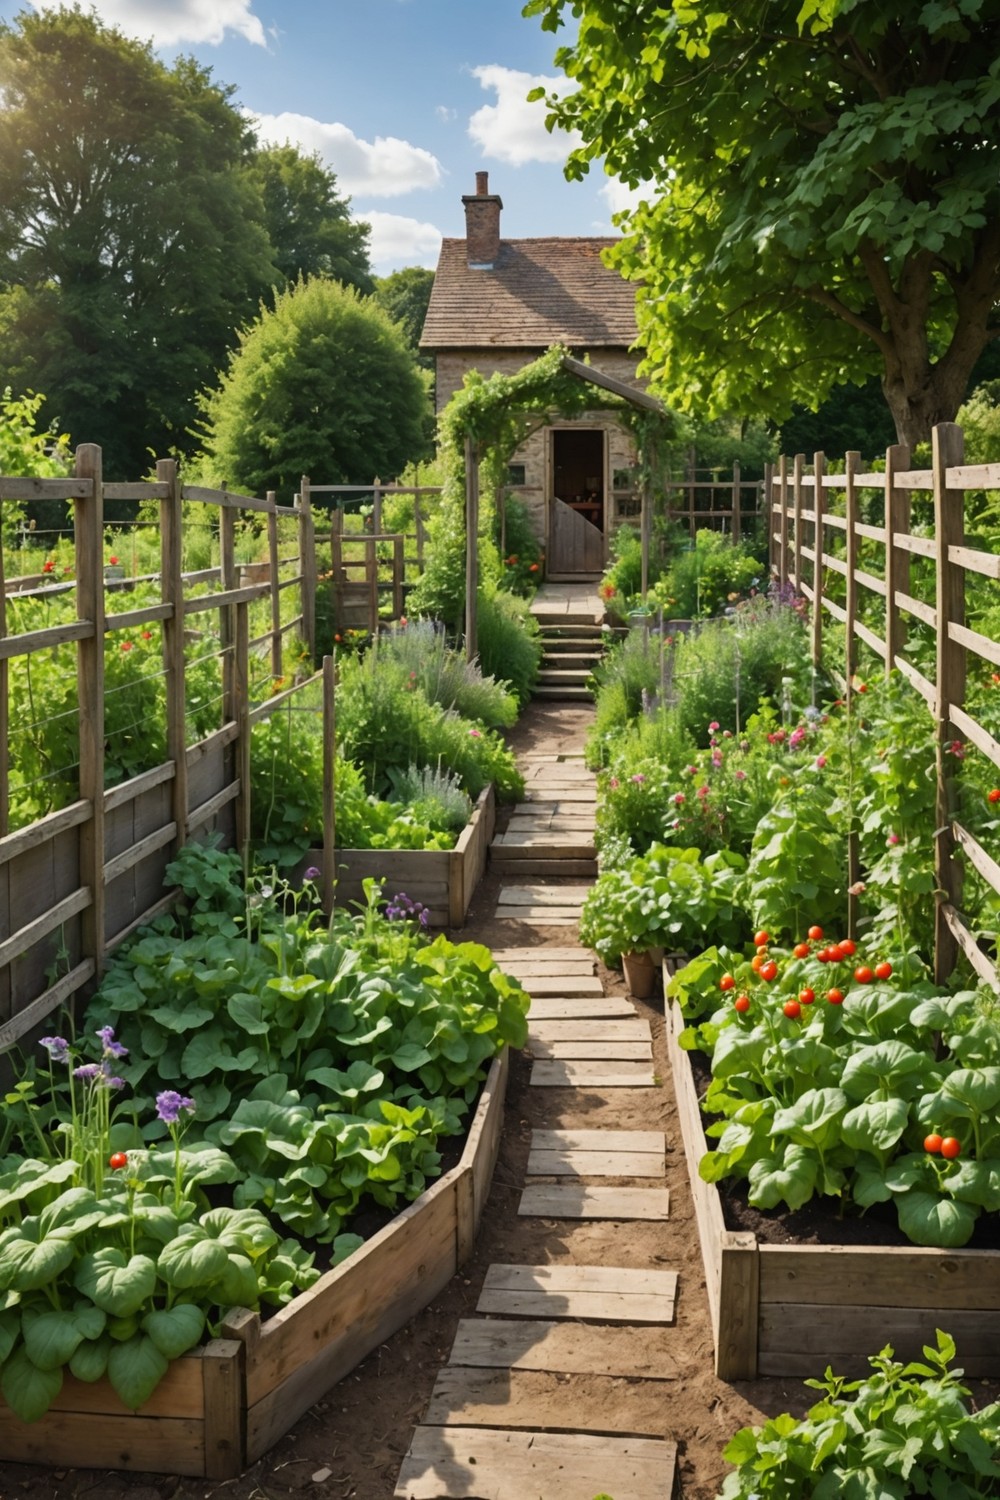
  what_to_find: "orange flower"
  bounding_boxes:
[529,563,538,572]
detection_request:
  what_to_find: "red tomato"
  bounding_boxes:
[989,789,1000,804]
[924,1134,943,1154]
[839,939,857,956]
[941,1137,961,1159]
[854,965,875,984]
[754,930,770,947]
[874,961,893,981]
[808,925,824,940]
[734,994,751,1013]
[759,959,779,982]
[792,942,810,959]
[720,974,736,991]
[109,1152,128,1170]
[827,987,845,1005]
[783,999,801,1019]
[751,953,766,973]
[799,987,815,1004]
[816,948,831,964]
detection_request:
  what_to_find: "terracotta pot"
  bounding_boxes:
[621,948,657,1000]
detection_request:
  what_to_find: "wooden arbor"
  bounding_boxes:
[453,349,675,659]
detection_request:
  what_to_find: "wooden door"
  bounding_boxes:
[549,498,605,575]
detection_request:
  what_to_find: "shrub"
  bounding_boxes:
[579,844,748,965]
[475,588,542,708]
[375,619,517,729]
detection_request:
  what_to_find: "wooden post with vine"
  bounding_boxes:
[298,476,317,662]
[465,436,479,662]
[158,458,188,855]
[811,450,825,671]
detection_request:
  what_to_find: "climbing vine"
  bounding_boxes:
[407,345,679,630]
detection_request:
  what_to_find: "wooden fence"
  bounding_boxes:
[768,425,1000,985]
[0,448,318,1061]
[661,464,764,542]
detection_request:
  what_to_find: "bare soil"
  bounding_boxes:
[2,705,994,1500]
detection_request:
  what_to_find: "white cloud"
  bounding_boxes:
[362,211,442,272]
[250,111,443,198]
[36,0,268,47]
[600,177,655,222]
[468,64,580,166]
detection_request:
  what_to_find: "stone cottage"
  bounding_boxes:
[419,173,647,579]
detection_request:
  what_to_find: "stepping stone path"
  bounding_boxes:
[394,711,680,1499]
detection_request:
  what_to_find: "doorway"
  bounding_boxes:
[548,428,605,577]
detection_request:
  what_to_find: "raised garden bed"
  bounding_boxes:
[0,1047,508,1478]
[315,783,496,928]
[665,992,1000,1380]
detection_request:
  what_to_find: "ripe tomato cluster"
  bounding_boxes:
[924,1133,961,1159]
[722,925,895,1018]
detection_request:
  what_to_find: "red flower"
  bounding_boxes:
[529,563,539,572]
[108,555,119,565]
[42,560,54,573]
[120,640,133,652]
[141,630,152,640]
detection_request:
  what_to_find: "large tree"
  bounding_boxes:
[0,5,276,476]
[249,144,373,295]
[373,267,435,366]
[195,278,430,501]
[526,0,1000,446]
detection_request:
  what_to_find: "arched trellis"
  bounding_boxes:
[410,345,679,658]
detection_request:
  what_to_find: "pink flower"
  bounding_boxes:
[788,727,806,749]
[469,728,481,738]
[673,793,685,805]
[711,749,723,768]
[630,773,646,785]
[815,755,827,769]
[887,832,900,846]
[609,777,619,789]
[848,881,866,896]
[708,721,720,733]
[734,769,747,782]
[697,785,709,799]
[687,765,698,776]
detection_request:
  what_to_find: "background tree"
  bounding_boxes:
[195,278,430,502]
[526,0,1000,447]
[373,267,435,367]
[0,6,275,477]
[249,144,373,295]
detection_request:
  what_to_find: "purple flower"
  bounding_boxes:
[97,1025,128,1058]
[419,909,430,927]
[40,1036,71,1064]
[106,1076,126,1091]
[156,1090,196,1124]
[304,866,321,881]
[74,1063,101,1081]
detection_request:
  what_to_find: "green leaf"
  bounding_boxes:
[74,1251,157,1317]
[841,1097,910,1154]
[748,1144,818,1211]
[0,1346,63,1422]
[0,1232,76,1292]
[141,1304,206,1359]
[895,1189,978,1247]
[106,1333,169,1410]
[22,1305,106,1372]
[68,1335,111,1383]
[157,1230,229,1289]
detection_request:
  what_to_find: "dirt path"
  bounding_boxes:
[0,704,805,1500]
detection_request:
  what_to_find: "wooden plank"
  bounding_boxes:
[0,959,95,1054]
[665,999,724,1345]
[202,1338,244,1479]
[527,997,636,1019]
[526,1147,663,1175]
[422,1368,670,1436]
[0,886,91,970]
[759,1303,1000,1366]
[518,1186,670,1220]
[496,884,592,904]
[527,1022,649,1043]
[394,1427,676,1500]
[531,1129,663,1153]
[529,1040,653,1061]
[492,947,590,963]
[447,1319,677,1379]
[759,1242,1000,1309]
[716,1232,759,1380]
[519,975,604,996]
[530,1060,655,1087]
[477,1265,676,1322]
[463,1049,508,1236]
[0,1410,206,1475]
[496,908,580,923]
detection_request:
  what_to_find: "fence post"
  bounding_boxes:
[0,508,8,840]
[884,444,911,675]
[731,460,741,544]
[158,458,188,855]
[763,462,775,575]
[792,453,804,594]
[777,455,789,588]
[365,536,378,632]
[267,491,282,681]
[372,476,382,538]
[219,501,236,729]
[843,451,860,690]
[322,654,336,917]
[811,451,825,671]
[932,422,966,984]
[298,476,317,662]
[392,535,404,619]
[414,488,425,568]
[75,444,106,973]
[234,602,251,857]
[465,437,479,662]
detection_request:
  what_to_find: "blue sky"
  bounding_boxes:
[0,0,637,273]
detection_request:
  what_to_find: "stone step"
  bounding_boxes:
[532,685,594,701]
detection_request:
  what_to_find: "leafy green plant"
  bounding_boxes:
[373,619,517,729]
[475,587,543,708]
[579,844,748,965]
[673,933,1000,1247]
[718,1330,1000,1498]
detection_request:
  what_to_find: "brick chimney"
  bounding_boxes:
[462,171,503,269]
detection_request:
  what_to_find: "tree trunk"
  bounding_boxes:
[882,353,986,450]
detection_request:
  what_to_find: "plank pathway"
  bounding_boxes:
[395,730,681,1499]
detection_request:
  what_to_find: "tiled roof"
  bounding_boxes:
[420,237,638,350]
